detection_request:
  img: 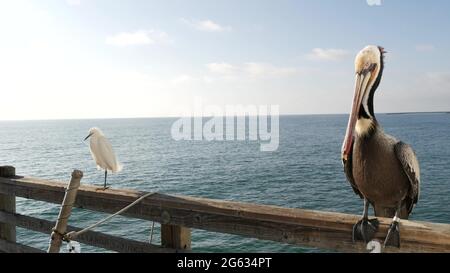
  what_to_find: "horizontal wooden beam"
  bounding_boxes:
[0,238,45,253]
[0,211,179,253]
[1,176,449,253]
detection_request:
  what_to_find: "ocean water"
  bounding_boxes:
[0,114,449,253]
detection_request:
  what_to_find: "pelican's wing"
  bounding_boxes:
[92,136,122,173]
[394,142,420,214]
[343,139,363,198]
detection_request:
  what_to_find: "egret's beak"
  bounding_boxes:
[84,133,93,141]
[342,64,377,162]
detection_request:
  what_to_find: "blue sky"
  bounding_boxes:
[1,0,450,120]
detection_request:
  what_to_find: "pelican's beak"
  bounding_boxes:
[342,64,377,162]
[84,133,93,141]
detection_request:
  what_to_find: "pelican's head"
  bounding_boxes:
[84,127,104,141]
[342,45,386,161]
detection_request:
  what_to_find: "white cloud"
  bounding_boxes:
[172,74,194,85]
[415,44,435,52]
[197,20,232,32]
[206,63,237,75]
[66,0,81,6]
[307,48,349,61]
[366,0,382,6]
[181,18,232,32]
[106,30,170,47]
[206,62,299,79]
[243,62,298,77]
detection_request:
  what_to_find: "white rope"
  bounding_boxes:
[65,192,156,241]
[149,221,155,244]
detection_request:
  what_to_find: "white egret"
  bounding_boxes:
[84,127,123,189]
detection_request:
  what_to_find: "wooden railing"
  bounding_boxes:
[0,166,449,253]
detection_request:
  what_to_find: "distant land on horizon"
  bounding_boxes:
[384,111,450,115]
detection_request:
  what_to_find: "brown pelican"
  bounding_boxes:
[342,45,420,248]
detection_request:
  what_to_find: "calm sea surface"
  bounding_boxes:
[0,114,449,253]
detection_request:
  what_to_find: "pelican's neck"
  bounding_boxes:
[355,118,377,137]
[356,74,378,137]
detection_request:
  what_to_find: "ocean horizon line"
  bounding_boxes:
[0,111,448,122]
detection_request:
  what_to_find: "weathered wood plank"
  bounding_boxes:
[0,166,16,243]
[0,211,180,253]
[1,175,449,253]
[0,238,45,253]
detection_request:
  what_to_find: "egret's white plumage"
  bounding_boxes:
[85,127,122,188]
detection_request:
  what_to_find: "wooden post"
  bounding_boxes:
[161,224,191,251]
[48,170,83,253]
[0,166,16,243]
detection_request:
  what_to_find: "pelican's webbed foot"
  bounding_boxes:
[353,218,379,243]
[384,218,400,248]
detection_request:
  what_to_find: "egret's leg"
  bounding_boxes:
[104,170,108,189]
[352,198,379,243]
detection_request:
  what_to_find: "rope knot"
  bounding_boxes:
[51,228,71,242]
